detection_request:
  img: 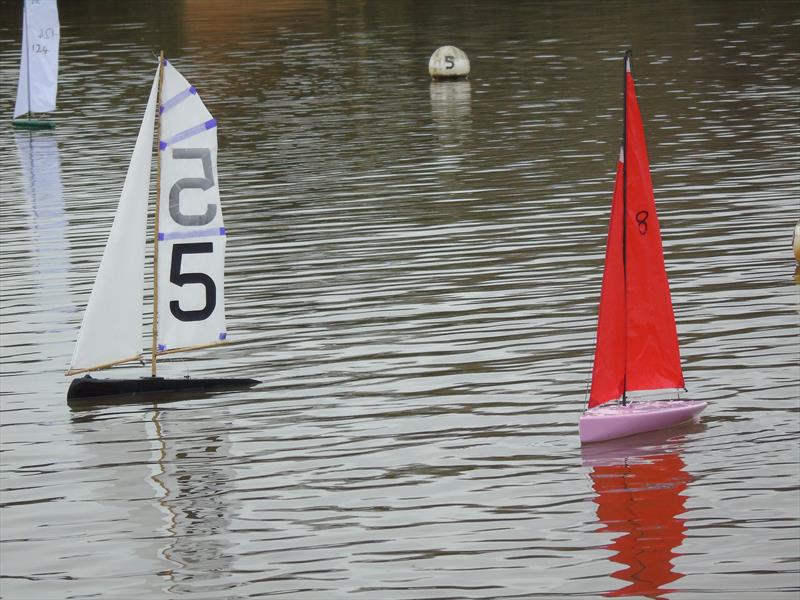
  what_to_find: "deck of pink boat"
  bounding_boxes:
[579,400,707,444]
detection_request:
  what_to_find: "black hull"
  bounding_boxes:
[67,375,259,405]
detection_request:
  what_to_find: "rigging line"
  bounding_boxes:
[582,368,592,410]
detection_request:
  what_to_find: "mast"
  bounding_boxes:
[151,51,165,377]
[621,49,631,406]
[23,0,31,119]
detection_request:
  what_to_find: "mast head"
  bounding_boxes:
[624,49,632,73]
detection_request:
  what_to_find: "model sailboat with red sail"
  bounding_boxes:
[579,51,706,444]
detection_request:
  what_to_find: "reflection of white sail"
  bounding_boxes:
[15,130,69,330]
[69,68,159,373]
[146,407,235,592]
[69,407,235,593]
[14,0,60,118]
[65,412,181,597]
[157,59,226,354]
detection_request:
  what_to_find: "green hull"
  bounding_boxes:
[12,118,56,130]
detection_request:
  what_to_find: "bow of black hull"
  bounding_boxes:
[67,375,259,406]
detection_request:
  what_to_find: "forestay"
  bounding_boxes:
[14,0,59,118]
[156,59,227,354]
[68,67,160,374]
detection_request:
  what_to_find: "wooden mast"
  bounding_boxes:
[150,51,166,378]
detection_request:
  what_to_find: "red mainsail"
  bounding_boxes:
[589,53,684,408]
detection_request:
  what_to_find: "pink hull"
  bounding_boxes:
[579,400,707,444]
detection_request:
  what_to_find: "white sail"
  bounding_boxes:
[156,60,226,354]
[68,66,161,374]
[14,0,60,119]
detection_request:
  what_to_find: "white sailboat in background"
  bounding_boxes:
[13,0,60,129]
[67,53,258,403]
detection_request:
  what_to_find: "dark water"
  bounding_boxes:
[1,1,798,598]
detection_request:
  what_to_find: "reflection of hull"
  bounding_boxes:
[580,400,706,444]
[67,374,258,404]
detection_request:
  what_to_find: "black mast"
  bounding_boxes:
[621,49,631,406]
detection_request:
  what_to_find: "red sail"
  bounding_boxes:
[589,59,684,408]
[589,159,626,405]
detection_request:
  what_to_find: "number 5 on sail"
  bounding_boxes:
[156,60,226,357]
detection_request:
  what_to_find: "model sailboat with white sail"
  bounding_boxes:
[579,51,706,443]
[67,54,258,402]
[13,0,59,130]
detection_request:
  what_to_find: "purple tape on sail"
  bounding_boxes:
[160,118,217,149]
[219,332,227,340]
[160,86,197,114]
[159,227,225,242]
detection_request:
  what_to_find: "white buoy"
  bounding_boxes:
[428,46,470,80]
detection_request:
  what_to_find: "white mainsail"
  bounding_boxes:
[156,60,226,354]
[14,0,60,119]
[68,66,161,374]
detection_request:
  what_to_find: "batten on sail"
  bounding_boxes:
[156,59,227,356]
[14,0,59,120]
[68,67,161,374]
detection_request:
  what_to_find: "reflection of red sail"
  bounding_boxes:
[590,452,691,598]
